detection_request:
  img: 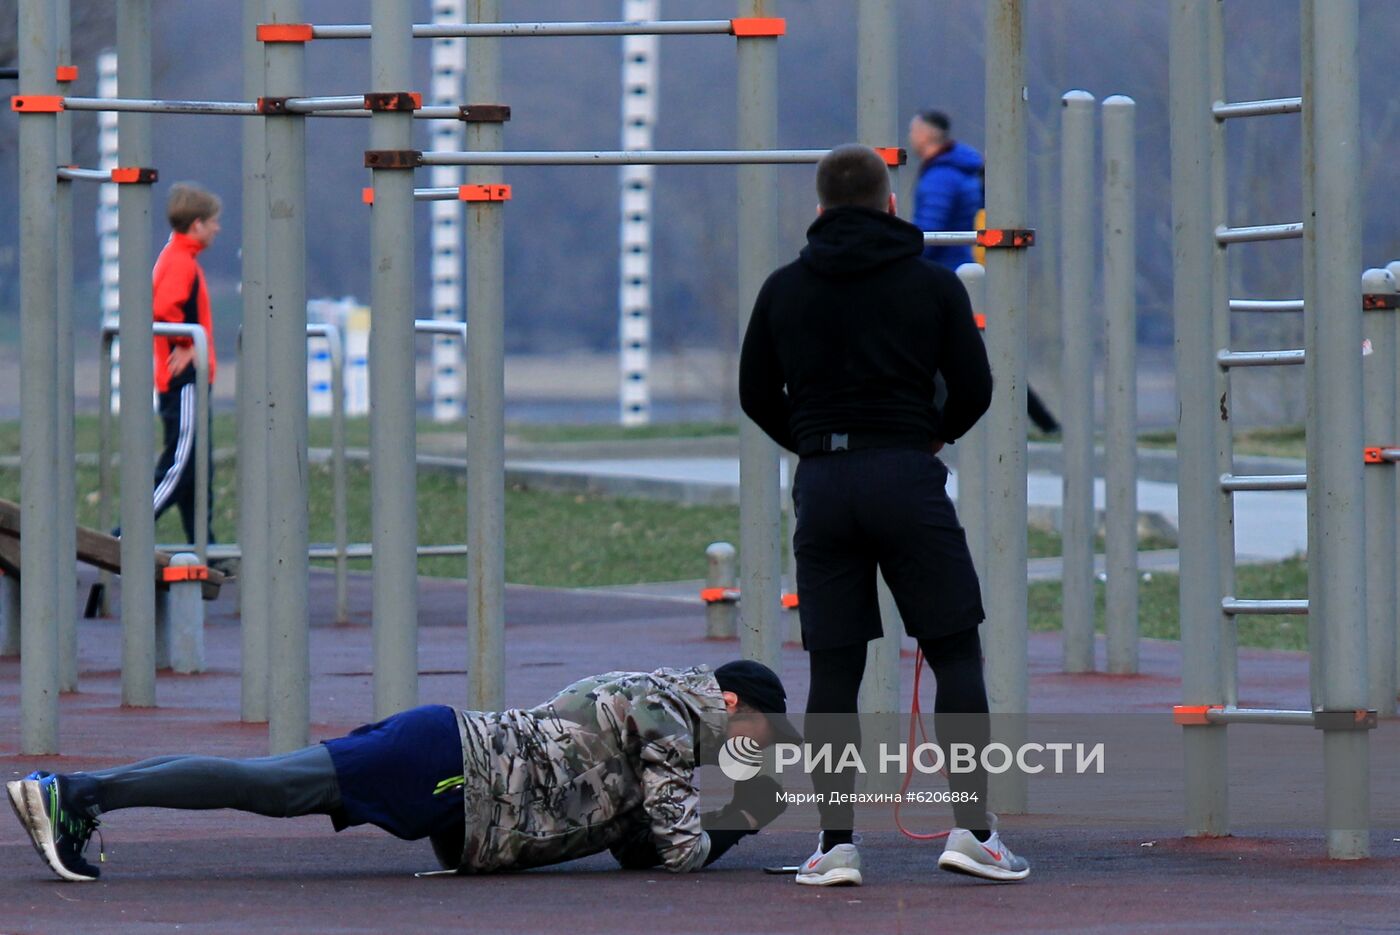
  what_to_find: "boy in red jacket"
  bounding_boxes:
[151,183,221,545]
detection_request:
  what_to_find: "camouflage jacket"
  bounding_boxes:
[447,666,728,874]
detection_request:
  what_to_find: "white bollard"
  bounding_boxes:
[0,569,19,657]
[164,552,206,674]
[704,542,739,639]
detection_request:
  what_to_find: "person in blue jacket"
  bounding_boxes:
[909,109,985,270]
[909,109,1060,435]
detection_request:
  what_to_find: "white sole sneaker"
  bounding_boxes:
[937,848,1030,882]
[795,866,863,886]
[9,779,97,882]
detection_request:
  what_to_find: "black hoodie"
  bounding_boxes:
[739,206,993,453]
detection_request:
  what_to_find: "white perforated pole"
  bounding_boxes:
[619,0,658,426]
[430,0,466,423]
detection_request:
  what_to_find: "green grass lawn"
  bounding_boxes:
[1029,556,1309,652]
[1139,425,1306,460]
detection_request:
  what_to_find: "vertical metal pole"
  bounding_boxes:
[194,340,209,563]
[983,0,1030,813]
[1361,268,1397,716]
[18,0,61,752]
[1390,258,1400,711]
[54,0,78,693]
[117,0,156,710]
[1309,0,1369,860]
[1058,89,1097,674]
[619,0,659,427]
[855,0,900,721]
[331,329,348,624]
[95,49,119,619]
[736,0,782,671]
[370,0,419,720]
[239,0,270,723]
[1102,95,1139,675]
[1206,0,1238,708]
[1301,0,1324,715]
[430,0,467,424]
[955,263,989,577]
[264,0,310,752]
[1170,0,1228,836]
[466,0,506,712]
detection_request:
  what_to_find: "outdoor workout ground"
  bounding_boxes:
[2,570,1397,934]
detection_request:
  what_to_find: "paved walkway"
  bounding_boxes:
[1,570,1396,933]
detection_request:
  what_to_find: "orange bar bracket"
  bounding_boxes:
[781,592,799,610]
[1363,293,1399,311]
[977,228,1036,249]
[55,65,78,83]
[111,167,158,184]
[257,23,314,43]
[973,313,987,331]
[11,95,64,113]
[1364,447,1383,464]
[361,187,375,205]
[159,565,209,583]
[873,146,907,167]
[458,184,511,202]
[1172,704,1223,726]
[700,587,741,604]
[730,17,786,37]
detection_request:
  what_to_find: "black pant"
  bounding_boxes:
[806,629,990,835]
[152,378,214,545]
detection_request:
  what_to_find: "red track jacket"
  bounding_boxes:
[152,231,218,393]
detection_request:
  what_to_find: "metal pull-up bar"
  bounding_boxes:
[47,95,464,120]
[293,19,784,40]
[416,148,904,167]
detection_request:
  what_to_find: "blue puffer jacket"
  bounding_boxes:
[913,141,985,269]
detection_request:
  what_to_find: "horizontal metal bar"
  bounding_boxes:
[1212,97,1302,120]
[284,95,364,113]
[0,67,17,81]
[1215,222,1304,244]
[197,543,470,561]
[1206,707,1316,726]
[64,96,261,116]
[923,231,979,246]
[421,149,829,167]
[1229,298,1304,312]
[312,20,735,40]
[414,320,467,338]
[1222,598,1309,615]
[1217,349,1306,368]
[310,106,462,120]
[57,167,112,182]
[1220,473,1308,492]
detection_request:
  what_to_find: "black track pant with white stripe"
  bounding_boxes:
[152,378,214,545]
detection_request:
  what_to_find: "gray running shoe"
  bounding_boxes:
[795,833,862,886]
[937,815,1030,882]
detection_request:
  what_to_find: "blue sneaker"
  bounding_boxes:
[6,772,102,881]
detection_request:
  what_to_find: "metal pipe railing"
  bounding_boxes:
[420,149,834,166]
[56,166,116,182]
[923,231,979,247]
[310,19,737,39]
[1229,298,1304,312]
[1219,473,1309,492]
[1217,348,1305,368]
[99,321,210,563]
[1222,598,1309,615]
[1212,97,1302,120]
[1215,222,1304,244]
[61,96,462,120]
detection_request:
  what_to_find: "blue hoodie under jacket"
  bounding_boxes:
[913,141,985,269]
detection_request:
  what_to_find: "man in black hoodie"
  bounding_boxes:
[739,144,1030,887]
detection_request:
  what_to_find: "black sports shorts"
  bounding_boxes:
[792,446,984,651]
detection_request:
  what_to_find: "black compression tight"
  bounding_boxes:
[806,626,990,843]
[72,745,342,819]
